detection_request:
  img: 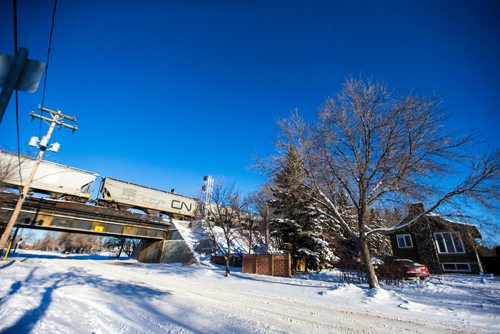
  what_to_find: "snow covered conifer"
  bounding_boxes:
[270,143,334,271]
[272,78,498,288]
[323,190,359,267]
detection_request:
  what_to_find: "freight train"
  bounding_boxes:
[0,150,198,218]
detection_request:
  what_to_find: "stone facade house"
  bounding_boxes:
[388,203,483,274]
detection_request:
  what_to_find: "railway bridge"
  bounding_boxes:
[0,192,196,263]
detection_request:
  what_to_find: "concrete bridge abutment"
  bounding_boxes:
[134,224,197,264]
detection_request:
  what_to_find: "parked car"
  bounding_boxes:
[376,257,430,280]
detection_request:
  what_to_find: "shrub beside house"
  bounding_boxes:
[388,203,483,274]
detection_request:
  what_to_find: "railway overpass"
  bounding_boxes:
[0,192,196,263]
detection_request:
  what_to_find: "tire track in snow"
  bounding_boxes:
[20,259,469,334]
[61,286,193,334]
[84,262,459,334]
[178,285,458,334]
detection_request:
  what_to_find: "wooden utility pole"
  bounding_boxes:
[0,106,77,256]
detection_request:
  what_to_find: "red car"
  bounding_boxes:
[397,259,430,279]
[377,258,430,280]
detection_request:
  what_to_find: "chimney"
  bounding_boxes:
[408,203,425,217]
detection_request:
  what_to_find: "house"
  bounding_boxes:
[479,246,500,275]
[388,203,483,274]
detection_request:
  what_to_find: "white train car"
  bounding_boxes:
[98,177,198,217]
[0,150,98,200]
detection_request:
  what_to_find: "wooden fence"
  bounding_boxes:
[211,255,243,267]
[242,254,291,277]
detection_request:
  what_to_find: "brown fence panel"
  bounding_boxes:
[211,255,225,266]
[242,254,291,277]
[211,255,242,267]
[242,254,257,274]
[256,255,272,275]
[272,254,291,277]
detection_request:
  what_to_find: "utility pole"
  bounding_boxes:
[0,106,77,257]
[202,175,214,221]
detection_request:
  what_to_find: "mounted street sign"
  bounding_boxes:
[0,54,46,92]
[0,47,45,125]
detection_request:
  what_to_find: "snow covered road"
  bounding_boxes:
[0,252,498,333]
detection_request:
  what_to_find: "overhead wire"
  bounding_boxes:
[39,0,58,137]
[13,0,23,182]
[36,0,40,57]
[31,0,39,127]
[75,1,114,113]
[57,0,80,102]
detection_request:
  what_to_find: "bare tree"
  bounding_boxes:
[0,151,21,184]
[0,151,21,210]
[277,78,499,288]
[56,233,102,254]
[17,230,36,250]
[204,180,246,277]
[244,186,274,250]
[104,237,128,257]
[32,232,59,252]
[104,237,141,257]
[239,214,258,255]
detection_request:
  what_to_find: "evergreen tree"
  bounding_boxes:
[323,190,359,268]
[325,192,393,267]
[366,209,392,256]
[270,144,335,271]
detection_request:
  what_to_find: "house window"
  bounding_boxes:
[396,234,413,248]
[434,232,465,254]
[442,262,471,272]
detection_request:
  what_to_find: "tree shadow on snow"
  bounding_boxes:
[233,272,329,289]
[0,268,37,306]
[14,251,126,261]
[0,267,170,334]
[1,279,60,334]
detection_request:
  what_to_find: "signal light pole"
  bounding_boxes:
[202,175,214,220]
[0,106,77,259]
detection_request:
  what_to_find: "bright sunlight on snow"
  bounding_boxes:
[0,250,498,333]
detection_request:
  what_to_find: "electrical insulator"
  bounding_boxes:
[49,142,60,152]
[39,136,49,148]
[28,136,39,147]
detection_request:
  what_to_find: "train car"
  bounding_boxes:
[0,150,98,201]
[98,177,198,217]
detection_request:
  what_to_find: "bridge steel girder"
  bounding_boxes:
[0,192,170,240]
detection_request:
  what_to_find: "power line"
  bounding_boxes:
[57,0,80,101]
[39,0,58,136]
[41,0,58,108]
[36,0,40,56]
[13,0,22,182]
[75,2,114,112]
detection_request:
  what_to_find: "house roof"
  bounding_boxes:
[426,214,482,239]
[391,212,482,239]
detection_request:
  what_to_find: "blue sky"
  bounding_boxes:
[1,0,499,199]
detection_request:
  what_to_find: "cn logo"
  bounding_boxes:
[171,200,192,212]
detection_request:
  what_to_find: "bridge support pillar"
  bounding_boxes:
[135,240,196,264]
[134,225,197,264]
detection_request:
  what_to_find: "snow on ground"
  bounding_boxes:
[0,250,499,334]
[172,219,252,260]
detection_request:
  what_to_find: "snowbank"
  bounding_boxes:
[0,250,498,333]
